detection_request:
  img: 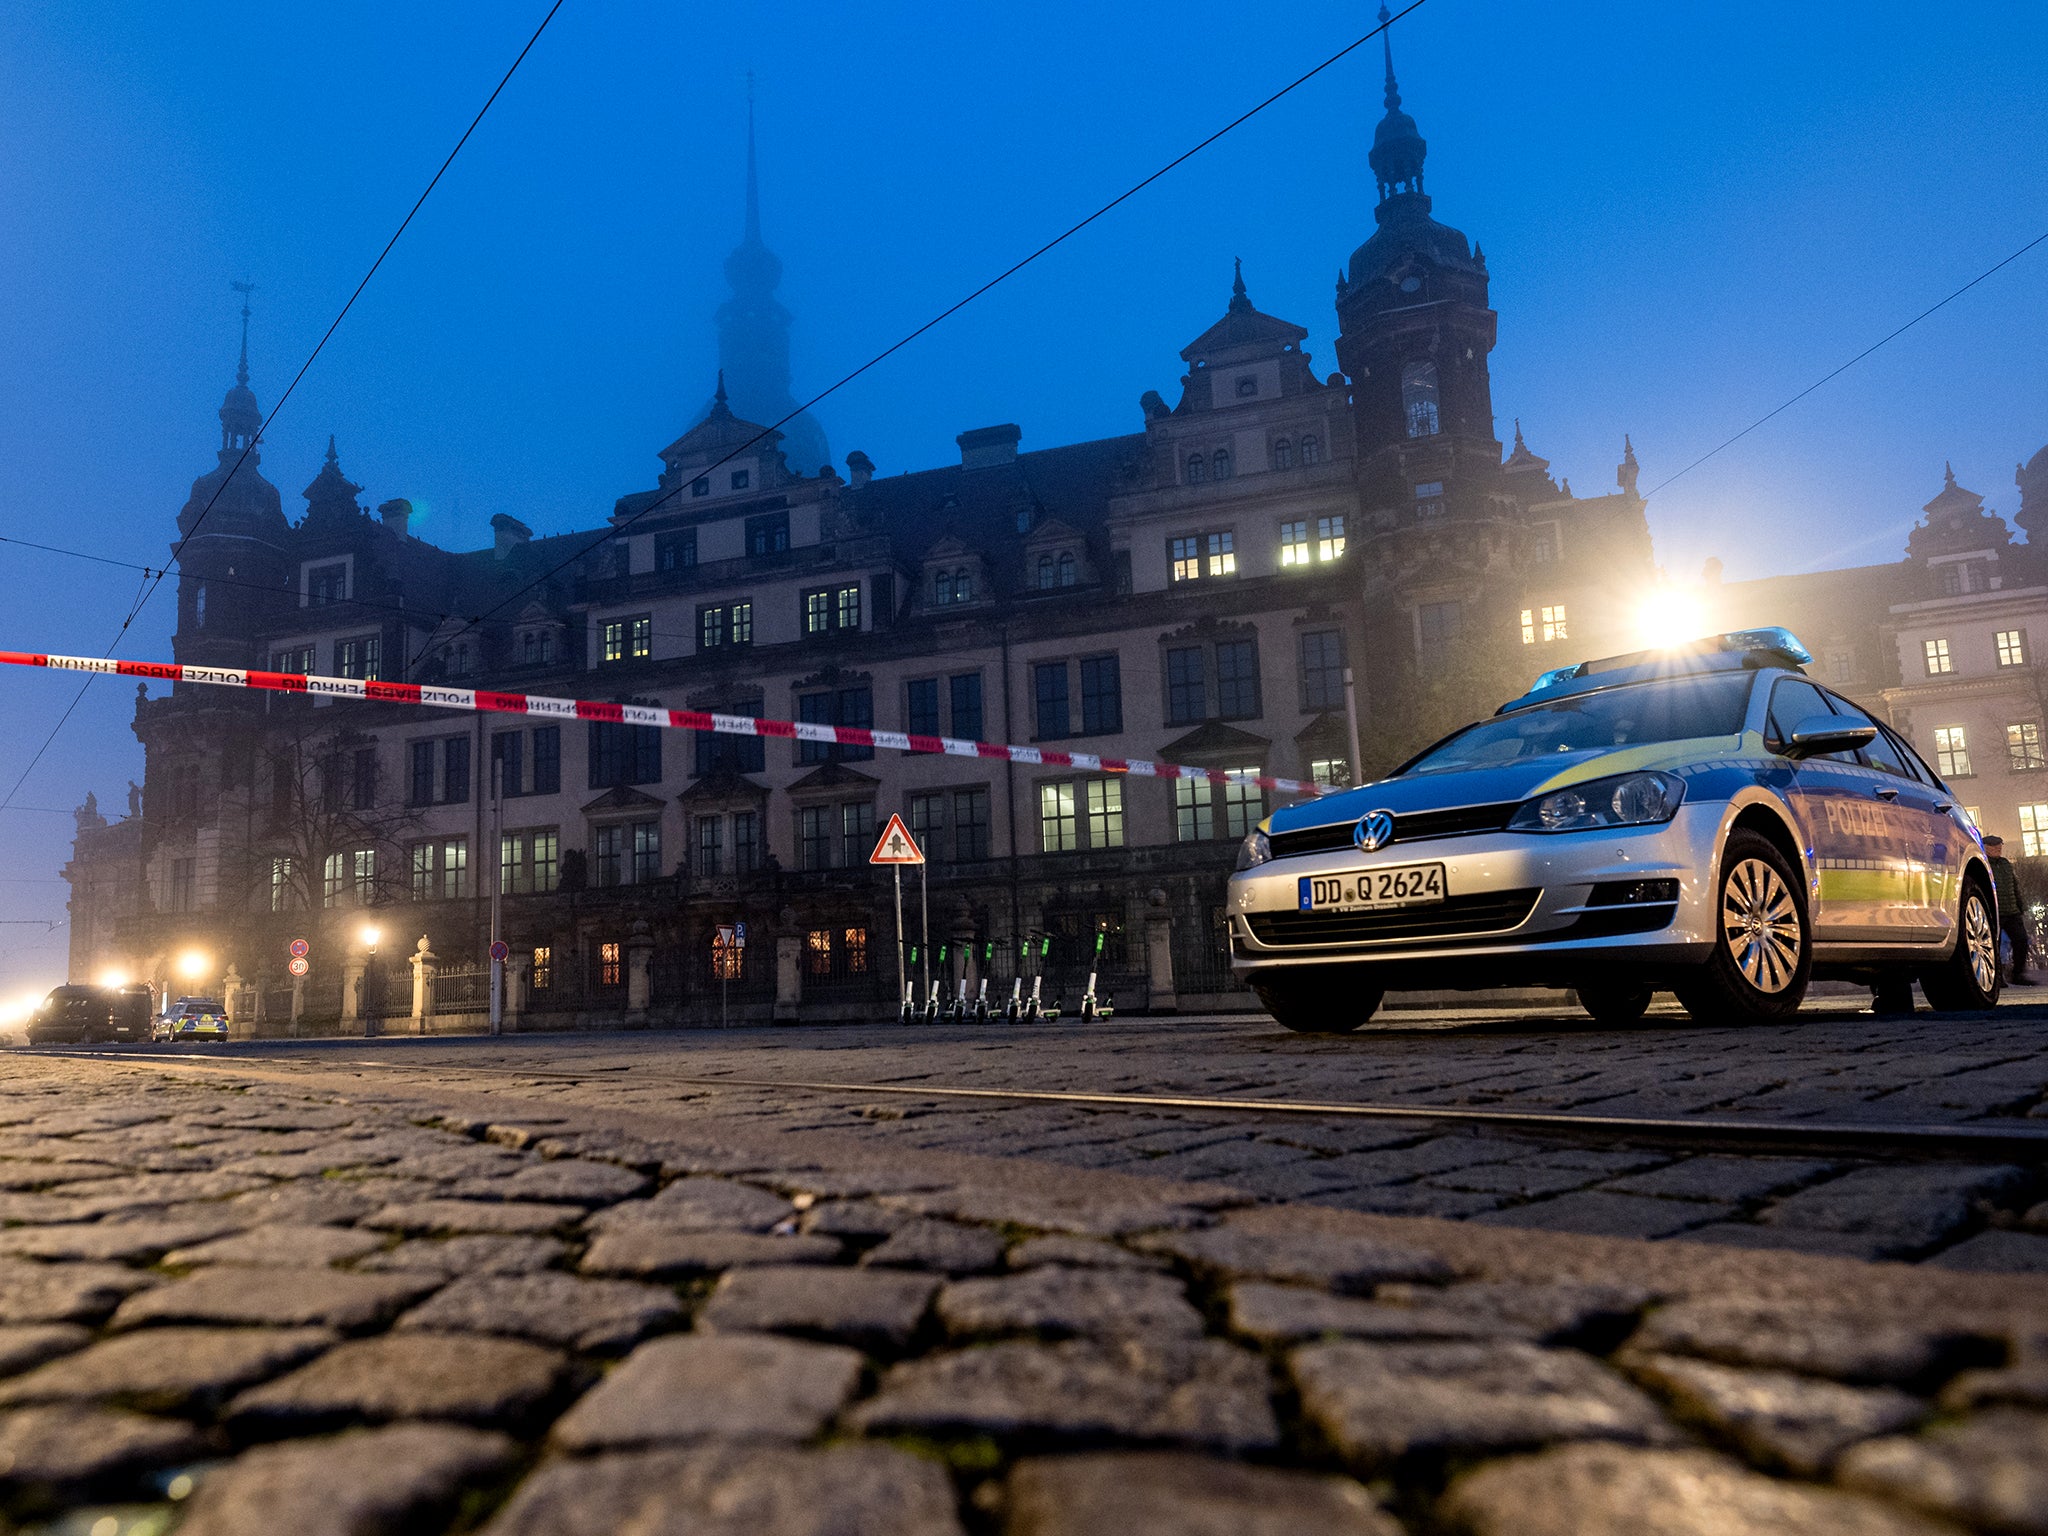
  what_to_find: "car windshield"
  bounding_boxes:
[1401,672,1756,776]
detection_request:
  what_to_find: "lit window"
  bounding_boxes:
[531,946,552,989]
[1279,521,1309,566]
[2009,723,2044,771]
[1521,605,1568,644]
[599,941,623,988]
[1206,531,1236,577]
[1222,767,1264,838]
[1170,536,1203,583]
[1310,757,1349,785]
[1933,727,1971,778]
[1317,515,1346,559]
[1997,630,2027,667]
[836,584,861,631]
[336,636,381,680]
[269,856,297,912]
[1085,779,1124,848]
[1924,638,1953,675]
[2021,803,2048,858]
[1175,777,1214,842]
[1039,782,1078,853]
[1401,361,1441,437]
[803,590,831,635]
[602,622,624,663]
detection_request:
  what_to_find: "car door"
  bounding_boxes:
[1824,695,1954,942]
[1763,677,1884,943]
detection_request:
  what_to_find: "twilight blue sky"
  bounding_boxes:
[0,0,2043,987]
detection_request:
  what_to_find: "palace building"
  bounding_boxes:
[109,19,2040,1025]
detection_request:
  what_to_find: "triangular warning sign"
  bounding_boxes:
[869,813,925,865]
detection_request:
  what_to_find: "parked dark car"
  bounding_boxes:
[110,983,154,1042]
[25,985,115,1045]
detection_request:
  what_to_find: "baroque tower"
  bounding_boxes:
[1332,6,1500,520]
[713,95,830,476]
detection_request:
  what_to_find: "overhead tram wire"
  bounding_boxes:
[0,0,567,813]
[1645,227,2048,499]
[412,0,1436,678]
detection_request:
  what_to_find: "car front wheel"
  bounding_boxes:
[1675,829,1811,1023]
[1251,971,1386,1034]
[1921,879,2001,1013]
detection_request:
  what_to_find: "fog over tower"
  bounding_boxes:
[711,93,830,476]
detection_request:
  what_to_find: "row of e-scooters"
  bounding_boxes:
[894,933,1116,1024]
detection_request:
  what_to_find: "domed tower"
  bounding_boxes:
[172,284,291,667]
[711,94,830,476]
[1332,5,1500,518]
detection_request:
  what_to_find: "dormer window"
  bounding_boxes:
[1402,361,1442,438]
[731,468,750,491]
[1186,454,1207,485]
[1235,376,1257,398]
[305,561,348,607]
[746,512,789,557]
[933,569,972,605]
[1212,448,1232,481]
[1034,552,1078,590]
[1272,439,1293,470]
[692,477,710,498]
[520,630,555,666]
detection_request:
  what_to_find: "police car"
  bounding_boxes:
[151,996,230,1043]
[1231,629,1998,1031]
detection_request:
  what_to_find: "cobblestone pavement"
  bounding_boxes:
[0,1045,2044,1534]
[116,999,2048,1270]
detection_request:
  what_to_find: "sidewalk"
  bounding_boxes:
[0,1051,2041,1534]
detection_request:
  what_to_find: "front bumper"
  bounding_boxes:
[1227,802,1724,989]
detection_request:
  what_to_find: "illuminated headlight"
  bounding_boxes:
[1236,828,1272,870]
[1508,771,1686,832]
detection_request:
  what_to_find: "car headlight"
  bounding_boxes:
[1508,771,1685,833]
[1236,828,1272,870]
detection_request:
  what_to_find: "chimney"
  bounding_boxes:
[491,513,532,559]
[956,423,1021,470]
[845,450,875,488]
[377,498,413,538]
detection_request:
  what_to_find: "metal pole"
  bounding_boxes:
[489,755,503,1035]
[919,859,929,1005]
[894,866,906,1020]
[1342,666,1364,788]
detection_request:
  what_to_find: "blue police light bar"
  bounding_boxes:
[1520,627,1813,698]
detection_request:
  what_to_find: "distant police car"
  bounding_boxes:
[152,997,229,1043]
[1230,629,1998,1031]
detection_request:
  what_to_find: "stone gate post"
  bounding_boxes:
[1145,887,1177,1014]
[409,936,436,1035]
[625,920,654,1026]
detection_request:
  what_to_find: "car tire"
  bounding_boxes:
[1676,829,1811,1023]
[1577,984,1654,1025]
[1920,876,2001,1013]
[1251,972,1386,1034]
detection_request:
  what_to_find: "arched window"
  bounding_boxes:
[1212,448,1233,480]
[1037,554,1056,590]
[1186,454,1207,485]
[1056,552,1076,587]
[1402,360,1442,438]
[1272,439,1293,470]
[1300,435,1320,466]
[193,584,207,626]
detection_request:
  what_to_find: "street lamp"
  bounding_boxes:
[97,969,130,989]
[359,924,382,956]
[176,950,210,983]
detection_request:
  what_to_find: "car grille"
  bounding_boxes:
[1268,801,1517,860]
[1244,888,1541,947]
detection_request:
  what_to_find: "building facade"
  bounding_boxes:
[63,27,1718,1023]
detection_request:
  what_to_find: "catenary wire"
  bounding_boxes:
[411,0,1436,676]
[0,0,567,814]
[1645,227,2048,498]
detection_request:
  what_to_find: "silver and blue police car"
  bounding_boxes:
[1230,628,1999,1031]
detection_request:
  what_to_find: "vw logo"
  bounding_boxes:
[1355,810,1396,852]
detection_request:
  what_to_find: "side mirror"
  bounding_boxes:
[1783,714,1877,760]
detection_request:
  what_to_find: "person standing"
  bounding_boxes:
[1983,834,2035,985]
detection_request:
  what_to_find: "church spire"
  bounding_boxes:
[711,83,830,475]
[217,279,262,458]
[1229,256,1252,315]
[1368,3,1428,206]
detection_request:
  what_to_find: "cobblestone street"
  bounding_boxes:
[0,1006,2041,1533]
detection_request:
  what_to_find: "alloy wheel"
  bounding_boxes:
[1721,857,1801,993]
[1962,893,1997,994]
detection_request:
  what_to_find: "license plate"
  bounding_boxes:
[1299,863,1448,912]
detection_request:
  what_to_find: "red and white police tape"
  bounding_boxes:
[0,650,1342,798]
